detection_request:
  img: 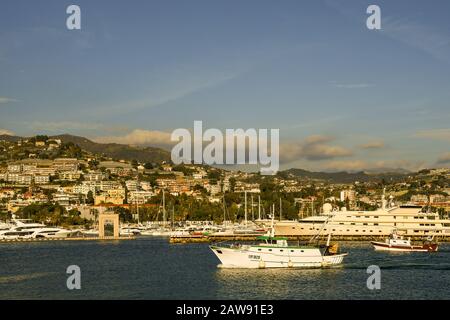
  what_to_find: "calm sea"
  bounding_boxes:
[1,237,450,299]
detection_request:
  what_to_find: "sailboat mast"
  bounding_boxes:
[258,195,261,221]
[162,189,166,226]
[279,198,282,221]
[251,194,254,221]
[244,191,247,226]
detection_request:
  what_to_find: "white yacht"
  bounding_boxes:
[275,193,450,238]
[0,219,75,240]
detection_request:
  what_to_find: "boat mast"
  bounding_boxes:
[162,189,166,226]
[136,173,140,224]
[251,194,254,221]
[172,205,174,229]
[222,194,226,224]
[258,195,261,221]
[244,190,247,226]
[279,198,282,221]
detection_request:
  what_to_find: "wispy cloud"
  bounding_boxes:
[0,97,17,103]
[437,152,450,165]
[415,128,450,141]
[359,140,385,149]
[280,135,352,163]
[383,16,450,64]
[27,121,105,132]
[323,159,426,172]
[331,82,374,89]
[88,70,246,117]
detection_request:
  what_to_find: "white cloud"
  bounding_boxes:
[322,159,426,172]
[0,129,14,135]
[0,97,17,104]
[415,129,450,141]
[359,140,385,149]
[94,129,173,148]
[437,152,450,165]
[332,83,374,89]
[280,135,352,163]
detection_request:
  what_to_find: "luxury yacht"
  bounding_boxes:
[0,219,75,239]
[275,192,450,238]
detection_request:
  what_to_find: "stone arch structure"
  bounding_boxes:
[98,213,120,239]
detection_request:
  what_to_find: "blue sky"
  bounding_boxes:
[1,0,450,171]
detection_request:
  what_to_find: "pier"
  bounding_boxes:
[0,236,135,244]
[170,234,450,243]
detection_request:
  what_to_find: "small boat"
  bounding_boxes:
[371,232,438,252]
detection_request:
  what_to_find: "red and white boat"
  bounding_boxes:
[371,232,438,252]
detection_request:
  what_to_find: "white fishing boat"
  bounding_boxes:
[209,216,347,269]
[371,232,438,252]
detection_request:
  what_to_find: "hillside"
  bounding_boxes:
[52,134,171,163]
[280,168,408,183]
[0,133,171,164]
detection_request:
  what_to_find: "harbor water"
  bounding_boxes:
[1,237,450,299]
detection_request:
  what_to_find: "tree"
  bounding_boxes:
[86,191,95,204]
[144,162,153,170]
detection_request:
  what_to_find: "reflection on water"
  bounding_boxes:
[0,239,449,299]
[0,272,55,284]
[215,267,344,299]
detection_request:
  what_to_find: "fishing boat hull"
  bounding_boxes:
[371,241,438,252]
[210,245,347,269]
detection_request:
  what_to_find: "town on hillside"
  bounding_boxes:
[0,135,449,227]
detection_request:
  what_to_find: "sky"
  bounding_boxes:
[1,0,450,172]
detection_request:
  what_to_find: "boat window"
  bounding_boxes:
[258,248,261,251]
[280,250,283,252]
[290,250,294,252]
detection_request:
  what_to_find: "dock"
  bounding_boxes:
[0,236,136,244]
[170,234,450,243]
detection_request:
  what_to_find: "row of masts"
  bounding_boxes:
[243,191,283,226]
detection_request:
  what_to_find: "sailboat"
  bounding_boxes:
[209,214,347,269]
